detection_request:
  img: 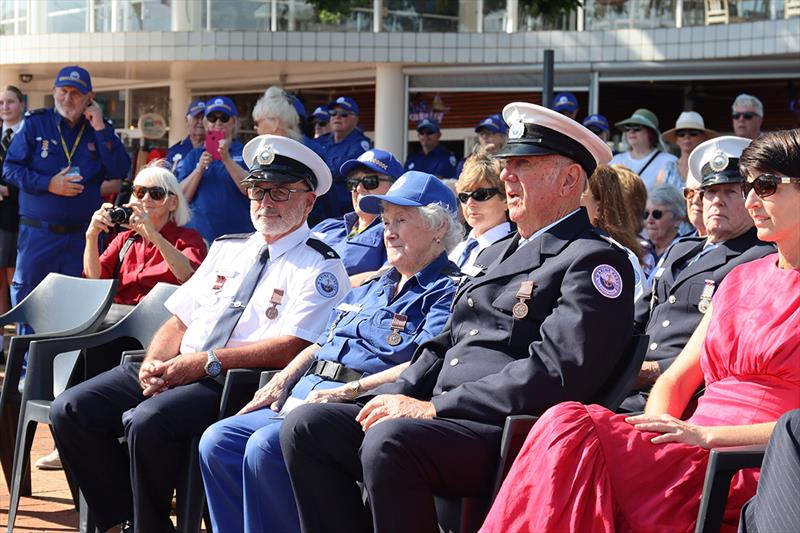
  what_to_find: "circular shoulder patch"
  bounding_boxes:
[592,264,623,299]
[315,272,339,298]
[360,140,371,151]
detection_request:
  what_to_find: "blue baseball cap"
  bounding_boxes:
[416,118,440,134]
[312,107,330,123]
[582,114,610,133]
[359,171,458,216]
[475,113,508,134]
[340,149,404,179]
[186,100,206,117]
[53,66,92,94]
[552,92,578,113]
[327,96,360,116]
[205,96,238,117]
[288,94,306,119]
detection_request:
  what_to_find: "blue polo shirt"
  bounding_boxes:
[311,212,386,276]
[404,143,457,180]
[304,251,458,381]
[318,129,372,218]
[166,136,196,174]
[177,141,253,242]
[3,108,131,225]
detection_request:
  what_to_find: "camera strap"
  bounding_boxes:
[113,235,139,279]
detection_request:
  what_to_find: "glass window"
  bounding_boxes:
[94,90,127,130]
[0,0,27,35]
[44,0,89,33]
[384,0,459,32]
[119,0,172,31]
[206,0,267,31]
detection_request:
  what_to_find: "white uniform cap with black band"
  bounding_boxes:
[242,134,332,196]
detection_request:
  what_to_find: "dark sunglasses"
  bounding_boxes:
[741,174,800,199]
[329,110,353,118]
[587,127,605,136]
[132,185,171,201]
[623,125,643,133]
[247,186,310,202]
[731,112,757,120]
[314,121,329,127]
[346,175,393,192]
[457,188,500,204]
[682,188,704,202]
[644,209,669,220]
[676,129,702,138]
[206,113,231,123]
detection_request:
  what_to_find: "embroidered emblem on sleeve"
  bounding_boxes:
[315,272,339,298]
[592,264,623,299]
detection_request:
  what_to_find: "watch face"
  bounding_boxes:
[206,360,223,377]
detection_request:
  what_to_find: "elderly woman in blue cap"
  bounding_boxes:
[610,108,678,192]
[199,170,462,533]
[311,149,403,278]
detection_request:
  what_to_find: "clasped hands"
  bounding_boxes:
[138,352,206,396]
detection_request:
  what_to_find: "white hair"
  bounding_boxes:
[417,203,464,253]
[252,86,302,141]
[732,94,764,117]
[135,162,191,226]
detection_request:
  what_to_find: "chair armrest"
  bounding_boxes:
[259,370,280,388]
[694,444,767,533]
[121,350,146,365]
[491,415,538,497]
[219,369,276,419]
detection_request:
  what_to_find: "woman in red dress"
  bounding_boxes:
[481,129,800,533]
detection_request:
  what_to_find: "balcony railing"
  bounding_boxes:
[0,0,795,35]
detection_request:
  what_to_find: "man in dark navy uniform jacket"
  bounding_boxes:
[279,102,636,533]
[621,136,775,412]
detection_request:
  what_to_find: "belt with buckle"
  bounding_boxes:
[20,216,84,234]
[310,360,364,383]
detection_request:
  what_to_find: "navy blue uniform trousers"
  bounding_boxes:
[50,362,223,533]
[280,402,502,533]
[739,409,800,533]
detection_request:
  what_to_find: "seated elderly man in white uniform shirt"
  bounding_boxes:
[50,135,350,533]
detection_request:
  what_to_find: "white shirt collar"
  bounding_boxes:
[1,119,23,135]
[469,221,513,248]
[249,222,311,261]
[518,208,580,248]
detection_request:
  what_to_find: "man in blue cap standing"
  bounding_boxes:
[552,91,579,120]
[457,113,509,175]
[3,65,131,315]
[166,100,206,174]
[404,118,457,180]
[318,96,372,219]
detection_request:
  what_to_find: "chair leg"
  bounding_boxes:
[6,413,38,533]
[177,440,205,533]
[0,400,30,495]
[79,490,100,533]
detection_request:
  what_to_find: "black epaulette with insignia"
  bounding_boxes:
[214,232,254,241]
[306,238,340,259]
[440,264,463,284]
[24,108,47,117]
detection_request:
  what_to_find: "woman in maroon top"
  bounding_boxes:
[84,162,207,305]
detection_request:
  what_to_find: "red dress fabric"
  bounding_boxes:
[481,255,800,533]
[95,221,207,304]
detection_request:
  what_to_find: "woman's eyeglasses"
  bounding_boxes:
[206,113,231,123]
[741,174,800,199]
[329,110,352,118]
[132,186,171,201]
[675,129,702,138]
[457,188,500,204]
[623,125,643,133]
[346,175,393,192]
[644,209,669,220]
[247,186,310,202]
[731,112,757,120]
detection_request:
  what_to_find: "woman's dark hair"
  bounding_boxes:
[0,85,25,102]
[739,129,800,181]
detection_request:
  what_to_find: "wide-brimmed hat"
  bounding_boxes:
[662,111,718,145]
[615,108,661,136]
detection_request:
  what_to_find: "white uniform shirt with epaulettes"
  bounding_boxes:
[165,223,350,354]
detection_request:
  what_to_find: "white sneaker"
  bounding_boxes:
[35,449,62,470]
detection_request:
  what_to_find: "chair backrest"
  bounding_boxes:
[592,333,650,411]
[105,282,179,348]
[2,273,117,336]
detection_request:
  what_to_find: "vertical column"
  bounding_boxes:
[172,0,202,30]
[169,78,191,146]
[374,63,405,158]
[505,0,518,33]
[373,0,382,32]
[588,71,599,115]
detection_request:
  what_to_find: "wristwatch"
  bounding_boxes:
[204,349,223,378]
[347,380,362,398]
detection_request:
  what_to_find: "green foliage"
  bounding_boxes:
[519,0,583,21]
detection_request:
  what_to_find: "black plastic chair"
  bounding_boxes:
[694,444,766,533]
[436,333,650,533]
[0,274,118,495]
[5,282,178,533]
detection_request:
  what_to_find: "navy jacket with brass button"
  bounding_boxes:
[368,208,635,428]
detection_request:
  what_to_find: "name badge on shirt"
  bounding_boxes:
[462,264,483,277]
[336,302,363,314]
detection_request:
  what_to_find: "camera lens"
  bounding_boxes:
[107,206,133,224]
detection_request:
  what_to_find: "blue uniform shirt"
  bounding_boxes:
[177,141,253,242]
[318,129,372,218]
[306,251,459,381]
[166,136,196,174]
[310,212,386,276]
[3,108,131,225]
[404,143,457,180]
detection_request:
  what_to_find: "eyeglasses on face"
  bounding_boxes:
[740,174,800,199]
[132,185,171,201]
[682,188,704,202]
[676,129,702,138]
[457,188,500,204]
[314,121,329,127]
[247,186,310,202]
[623,125,643,133]
[644,209,670,220]
[329,110,352,118]
[206,113,231,123]
[345,175,393,192]
[731,112,757,120]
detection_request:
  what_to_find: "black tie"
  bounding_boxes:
[456,238,479,268]
[0,128,12,170]
[201,244,269,351]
